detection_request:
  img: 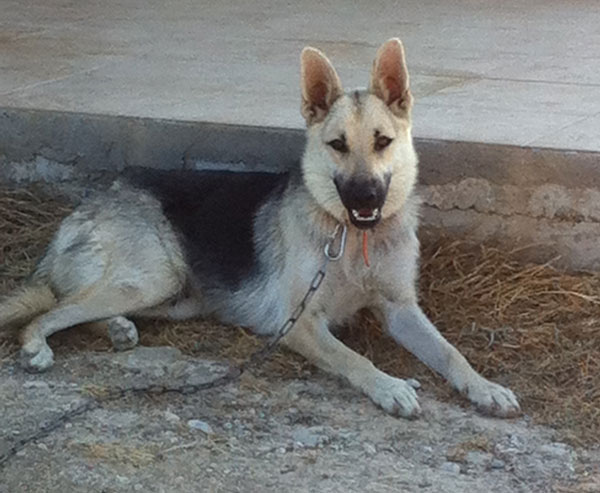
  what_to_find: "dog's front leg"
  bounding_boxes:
[283,314,421,418]
[380,301,521,417]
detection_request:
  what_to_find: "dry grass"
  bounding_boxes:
[0,187,71,284]
[445,434,492,463]
[1,187,599,445]
[71,441,158,467]
[419,240,600,445]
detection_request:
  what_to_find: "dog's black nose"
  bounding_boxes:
[334,174,385,209]
[351,181,378,207]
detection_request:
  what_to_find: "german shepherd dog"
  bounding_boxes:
[1,39,520,418]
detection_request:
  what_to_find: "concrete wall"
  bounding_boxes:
[418,140,600,270]
[2,107,599,270]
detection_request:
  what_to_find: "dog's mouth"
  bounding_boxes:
[350,207,381,228]
[350,207,379,223]
[334,173,390,230]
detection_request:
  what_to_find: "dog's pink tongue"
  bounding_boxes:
[358,209,373,218]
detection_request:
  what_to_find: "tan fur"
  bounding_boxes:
[301,41,417,226]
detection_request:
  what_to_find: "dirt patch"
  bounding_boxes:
[1,186,599,491]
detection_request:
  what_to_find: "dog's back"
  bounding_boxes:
[123,168,289,288]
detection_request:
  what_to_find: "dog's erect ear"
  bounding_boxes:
[301,47,343,125]
[369,38,412,117]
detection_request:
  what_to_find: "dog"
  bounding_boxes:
[0,38,520,418]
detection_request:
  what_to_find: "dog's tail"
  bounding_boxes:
[0,283,56,331]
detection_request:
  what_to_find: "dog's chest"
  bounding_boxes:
[319,237,389,321]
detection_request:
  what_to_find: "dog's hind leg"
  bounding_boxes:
[135,297,203,321]
[20,287,176,372]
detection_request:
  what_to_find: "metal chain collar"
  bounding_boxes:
[0,223,348,468]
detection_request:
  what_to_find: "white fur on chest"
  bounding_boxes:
[316,227,418,325]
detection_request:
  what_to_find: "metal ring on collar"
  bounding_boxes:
[324,223,347,261]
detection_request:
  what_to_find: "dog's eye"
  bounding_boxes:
[327,139,349,154]
[374,135,393,152]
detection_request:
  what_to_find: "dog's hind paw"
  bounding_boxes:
[20,342,54,373]
[108,316,139,351]
[464,376,521,418]
[369,373,422,419]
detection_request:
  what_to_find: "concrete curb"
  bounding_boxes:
[2,106,600,269]
[3,106,600,183]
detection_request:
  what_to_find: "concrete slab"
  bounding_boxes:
[530,113,600,150]
[1,0,599,151]
[413,103,580,147]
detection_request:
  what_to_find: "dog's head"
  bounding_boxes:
[300,38,417,229]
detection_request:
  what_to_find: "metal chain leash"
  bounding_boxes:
[0,223,348,469]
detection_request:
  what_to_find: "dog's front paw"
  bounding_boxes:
[464,376,521,418]
[368,373,421,418]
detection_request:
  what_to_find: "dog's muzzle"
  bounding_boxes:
[334,173,390,229]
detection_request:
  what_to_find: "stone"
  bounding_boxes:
[23,381,50,391]
[187,419,214,435]
[112,346,182,372]
[539,443,572,458]
[164,411,181,424]
[363,443,377,456]
[292,426,329,449]
[440,461,461,474]
[465,451,492,467]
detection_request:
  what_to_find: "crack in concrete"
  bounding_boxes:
[421,201,597,224]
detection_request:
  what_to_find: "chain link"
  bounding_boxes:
[0,224,346,468]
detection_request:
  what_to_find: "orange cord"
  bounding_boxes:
[362,230,370,267]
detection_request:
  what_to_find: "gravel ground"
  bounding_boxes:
[1,345,598,492]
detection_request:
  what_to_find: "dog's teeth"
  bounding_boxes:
[351,208,379,221]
